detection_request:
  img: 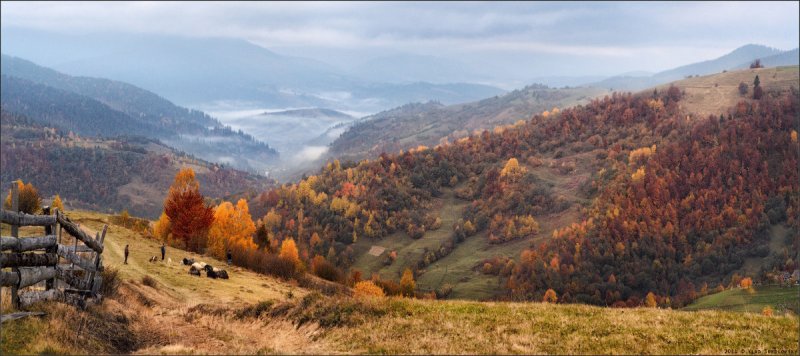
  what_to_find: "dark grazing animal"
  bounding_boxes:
[188,265,202,276]
[182,257,194,266]
[149,256,158,263]
[204,264,229,279]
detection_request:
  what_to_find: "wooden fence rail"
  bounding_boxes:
[0,182,106,310]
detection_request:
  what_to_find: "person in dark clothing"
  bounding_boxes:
[124,244,129,264]
[161,243,166,261]
[227,249,232,266]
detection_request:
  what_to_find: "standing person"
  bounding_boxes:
[227,249,232,266]
[124,244,129,264]
[161,243,166,261]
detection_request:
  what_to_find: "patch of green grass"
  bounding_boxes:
[685,285,800,315]
[350,188,468,280]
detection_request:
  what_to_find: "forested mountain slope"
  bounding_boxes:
[0,111,273,218]
[249,67,798,306]
[329,84,608,161]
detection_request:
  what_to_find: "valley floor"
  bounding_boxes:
[2,210,798,354]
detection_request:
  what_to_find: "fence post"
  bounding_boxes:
[87,226,107,294]
[10,182,20,309]
[44,207,57,290]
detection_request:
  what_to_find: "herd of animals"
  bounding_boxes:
[144,255,230,279]
[182,257,230,279]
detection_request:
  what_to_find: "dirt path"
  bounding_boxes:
[65,211,334,354]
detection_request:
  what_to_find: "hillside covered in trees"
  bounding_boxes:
[233,67,798,307]
[0,110,273,218]
[329,84,608,161]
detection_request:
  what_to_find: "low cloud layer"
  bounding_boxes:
[2,1,797,76]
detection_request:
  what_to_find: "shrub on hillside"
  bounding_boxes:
[4,180,42,214]
[373,277,402,296]
[311,255,344,282]
[231,243,297,279]
[142,275,158,289]
[354,281,385,298]
[762,306,773,317]
[101,265,122,298]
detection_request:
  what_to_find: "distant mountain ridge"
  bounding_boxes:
[0,54,279,173]
[329,84,608,161]
[590,44,797,90]
[1,28,506,112]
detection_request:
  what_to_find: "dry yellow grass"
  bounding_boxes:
[652,66,799,118]
[3,210,798,354]
[322,298,799,354]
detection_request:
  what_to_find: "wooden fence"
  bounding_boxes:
[1,183,106,310]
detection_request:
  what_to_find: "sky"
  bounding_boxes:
[1,1,798,79]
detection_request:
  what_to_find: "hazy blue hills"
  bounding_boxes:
[590,44,796,91]
[1,75,161,138]
[736,48,799,69]
[1,28,505,112]
[0,54,279,173]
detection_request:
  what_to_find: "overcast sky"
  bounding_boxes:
[1,1,798,77]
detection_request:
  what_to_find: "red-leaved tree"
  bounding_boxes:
[163,168,214,252]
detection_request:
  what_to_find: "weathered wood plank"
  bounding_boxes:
[55,266,91,290]
[0,235,57,252]
[0,267,57,288]
[0,252,58,268]
[18,289,63,308]
[0,270,18,286]
[56,245,97,272]
[0,266,92,290]
[87,225,107,292]
[0,311,46,323]
[57,245,95,253]
[56,211,103,253]
[0,209,57,226]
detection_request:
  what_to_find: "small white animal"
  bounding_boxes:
[167,257,173,265]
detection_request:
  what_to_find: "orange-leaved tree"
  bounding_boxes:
[739,277,753,289]
[208,199,257,260]
[543,289,558,303]
[4,180,42,214]
[354,280,385,298]
[163,168,214,252]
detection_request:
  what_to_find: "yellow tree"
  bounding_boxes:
[500,158,526,180]
[280,238,302,269]
[153,212,172,243]
[208,202,235,259]
[208,199,257,260]
[400,268,416,297]
[645,292,657,308]
[51,194,64,212]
